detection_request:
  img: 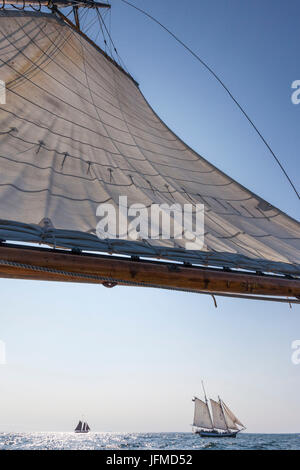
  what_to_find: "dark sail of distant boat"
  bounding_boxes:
[75,420,90,433]
[75,421,83,432]
[0,2,299,303]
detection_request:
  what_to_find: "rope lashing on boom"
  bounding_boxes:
[11,0,25,9]
[30,0,41,12]
[120,0,300,202]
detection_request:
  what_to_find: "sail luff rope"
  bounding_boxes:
[119,0,300,202]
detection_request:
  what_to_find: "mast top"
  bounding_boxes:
[201,381,208,403]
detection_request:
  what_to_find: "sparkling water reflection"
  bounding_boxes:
[0,432,299,450]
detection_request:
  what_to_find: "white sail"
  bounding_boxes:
[219,405,239,430]
[210,399,228,431]
[0,10,299,276]
[222,401,244,429]
[193,398,213,429]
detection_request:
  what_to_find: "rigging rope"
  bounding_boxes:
[96,8,112,57]
[119,0,300,202]
[96,7,130,74]
[30,0,41,12]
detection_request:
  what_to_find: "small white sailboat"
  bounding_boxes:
[74,420,90,434]
[192,382,245,438]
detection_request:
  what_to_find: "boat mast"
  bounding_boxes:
[202,381,214,430]
[73,6,80,29]
[70,1,111,32]
[48,2,138,85]
[2,1,111,33]
[218,396,229,432]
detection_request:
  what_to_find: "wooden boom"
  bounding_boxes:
[0,244,299,299]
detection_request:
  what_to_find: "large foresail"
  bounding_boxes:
[222,401,244,429]
[0,10,299,279]
[210,399,228,431]
[193,398,213,429]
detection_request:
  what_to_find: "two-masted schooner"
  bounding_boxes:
[75,419,90,433]
[192,384,245,438]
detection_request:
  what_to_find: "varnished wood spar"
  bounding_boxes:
[6,0,111,8]
[0,245,299,297]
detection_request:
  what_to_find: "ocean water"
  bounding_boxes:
[0,432,299,450]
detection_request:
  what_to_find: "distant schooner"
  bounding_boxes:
[75,420,90,434]
[192,383,245,438]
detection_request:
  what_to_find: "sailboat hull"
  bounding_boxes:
[195,430,238,438]
[75,430,89,434]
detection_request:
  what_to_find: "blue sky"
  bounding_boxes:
[0,0,300,433]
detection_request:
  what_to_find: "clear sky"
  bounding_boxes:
[0,0,300,433]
